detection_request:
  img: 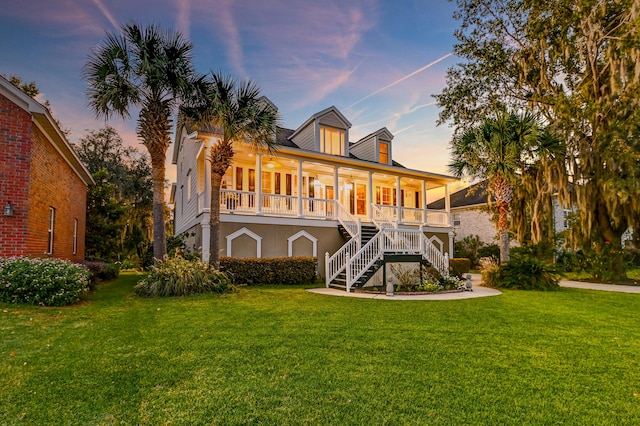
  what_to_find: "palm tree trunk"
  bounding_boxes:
[150,151,167,260]
[209,172,223,268]
[498,200,510,263]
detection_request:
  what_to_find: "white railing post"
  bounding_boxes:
[345,254,351,292]
[325,252,330,287]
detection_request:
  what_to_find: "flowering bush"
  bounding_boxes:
[134,255,234,297]
[0,257,91,306]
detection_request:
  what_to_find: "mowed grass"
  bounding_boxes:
[2,272,640,425]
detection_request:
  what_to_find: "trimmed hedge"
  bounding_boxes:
[449,258,471,277]
[220,256,317,285]
[0,257,91,306]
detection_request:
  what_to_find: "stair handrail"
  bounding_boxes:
[419,231,449,277]
[370,203,395,231]
[335,201,360,243]
[325,237,359,286]
[346,231,383,291]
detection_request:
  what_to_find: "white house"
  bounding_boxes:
[171,104,457,291]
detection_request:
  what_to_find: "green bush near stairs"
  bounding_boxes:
[220,256,317,286]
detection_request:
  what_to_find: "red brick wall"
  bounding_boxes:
[0,93,31,256]
[0,93,88,260]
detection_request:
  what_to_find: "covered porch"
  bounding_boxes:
[193,146,452,227]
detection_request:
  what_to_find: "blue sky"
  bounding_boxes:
[0,0,461,184]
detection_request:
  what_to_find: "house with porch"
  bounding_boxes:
[171,104,457,291]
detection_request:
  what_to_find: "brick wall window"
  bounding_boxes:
[47,207,55,254]
[73,218,78,255]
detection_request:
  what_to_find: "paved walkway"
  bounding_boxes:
[560,280,640,293]
[307,274,501,300]
[308,274,640,300]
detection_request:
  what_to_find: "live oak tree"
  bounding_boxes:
[84,22,199,260]
[74,127,153,261]
[437,0,640,279]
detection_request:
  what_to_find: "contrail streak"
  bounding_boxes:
[347,52,453,109]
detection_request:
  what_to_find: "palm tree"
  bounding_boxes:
[449,111,540,263]
[83,22,198,260]
[181,72,278,268]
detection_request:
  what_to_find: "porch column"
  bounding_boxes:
[201,221,210,262]
[444,184,451,226]
[396,175,402,225]
[297,160,303,218]
[333,166,339,219]
[256,154,263,214]
[367,171,373,221]
[421,180,427,225]
[204,143,212,212]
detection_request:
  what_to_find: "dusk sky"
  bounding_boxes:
[0,0,462,186]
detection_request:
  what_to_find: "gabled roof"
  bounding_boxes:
[352,127,394,146]
[428,180,488,209]
[288,105,351,141]
[0,75,94,186]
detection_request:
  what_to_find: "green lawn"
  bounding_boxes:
[2,272,640,425]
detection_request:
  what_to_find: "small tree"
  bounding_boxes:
[181,72,278,268]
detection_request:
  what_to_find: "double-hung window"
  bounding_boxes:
[379,142,389,164]
[320,126,345,156]
[47,207,55,254]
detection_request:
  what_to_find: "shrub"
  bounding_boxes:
[220,257,317,286]
[449,258,471,277]
[479,256,500,288]
[454,235,484,267]
[75,260,120,287]
[482,255,559,291]
[134,255,233,297]
[478,244,500,260]
[511,241,556,262]
[0,257,91,306]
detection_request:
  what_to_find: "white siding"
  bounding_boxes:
[350,135,376,162]
[174,129,205,235]
[291,124,315,151]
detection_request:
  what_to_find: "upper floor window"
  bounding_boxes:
[379,142,389,164]
[320,126,345,156]
[453,213,461,227]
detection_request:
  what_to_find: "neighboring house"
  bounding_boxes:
[171,104,457,291]
[429,180,573,246]
[0,75,93,260]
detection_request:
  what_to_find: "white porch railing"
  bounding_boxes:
[302,197,334,218]
[220,190,257,214]
[371,203,395,230]
[261,193,298,216]
[426,210,449,226]
[401,207,425,225]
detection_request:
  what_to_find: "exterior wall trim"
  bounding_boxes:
[226,227,263,258]
[287,230,318,257]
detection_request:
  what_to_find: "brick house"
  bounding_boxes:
[0,75,93,260]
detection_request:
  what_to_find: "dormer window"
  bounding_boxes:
[320,126,345,156]
[379,141,389,164]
